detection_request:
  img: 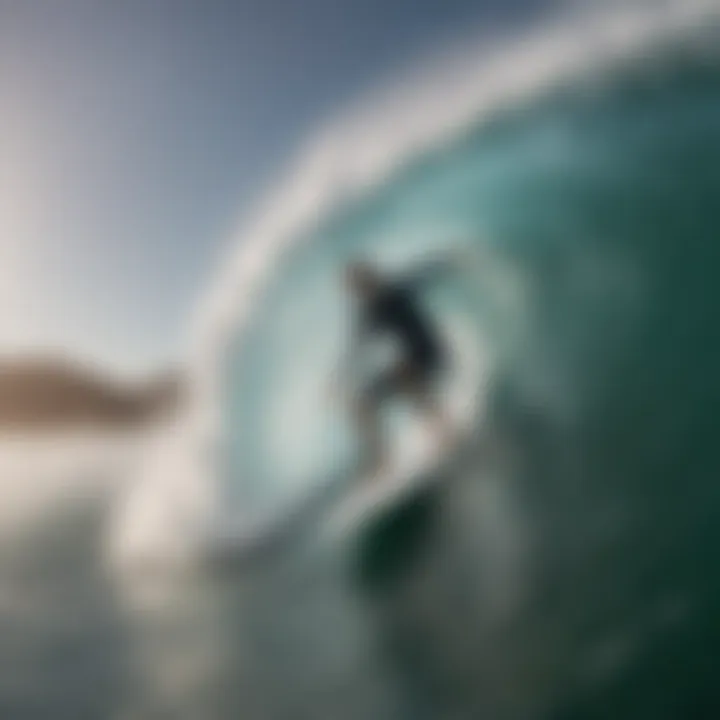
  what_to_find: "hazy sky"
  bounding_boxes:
[0,0,555,375]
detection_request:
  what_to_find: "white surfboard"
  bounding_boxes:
[328,430,464,537]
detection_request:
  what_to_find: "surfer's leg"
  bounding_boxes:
[402,363,454,453]
[353,396,384,477]
[423,395,454,453]
[354,370,396,478]
[419,395,453,452]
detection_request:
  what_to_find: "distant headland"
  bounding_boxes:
[0,356,181,431]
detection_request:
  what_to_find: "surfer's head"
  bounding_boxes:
[345,260,382,298]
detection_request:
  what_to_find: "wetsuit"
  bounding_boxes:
[354,261,449,402]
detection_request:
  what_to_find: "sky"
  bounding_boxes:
[0,0,557,377]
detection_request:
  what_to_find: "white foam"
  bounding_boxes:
[0,432,145,540]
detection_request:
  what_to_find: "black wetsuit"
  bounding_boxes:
[355,263,448,401]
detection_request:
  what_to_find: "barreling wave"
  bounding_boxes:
[108,0,720,568]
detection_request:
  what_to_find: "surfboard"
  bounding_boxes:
[328,432,460,537]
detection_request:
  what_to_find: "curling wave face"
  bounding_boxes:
[215,13,720,525]
[110,0,720,567]
[103,5,720,716]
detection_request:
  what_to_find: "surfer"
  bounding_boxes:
[336,253,462,479]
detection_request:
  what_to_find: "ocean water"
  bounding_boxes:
[216,33,720,717]
[5,5,720,719]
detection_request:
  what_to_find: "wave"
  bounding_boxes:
[108,0,720,568]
